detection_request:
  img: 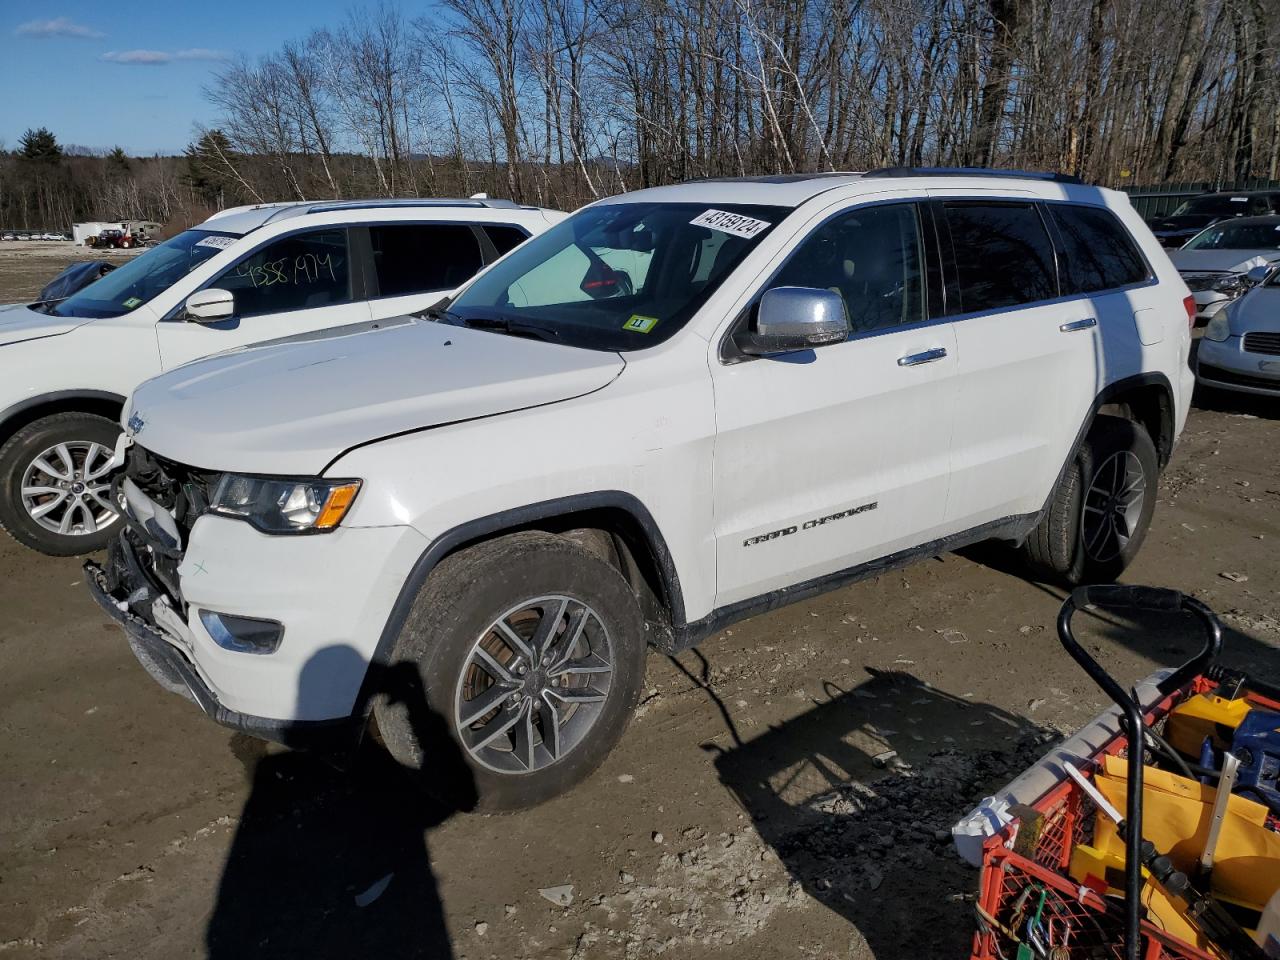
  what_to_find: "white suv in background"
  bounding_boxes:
[0,198,563,555]
[89,169,1195,810]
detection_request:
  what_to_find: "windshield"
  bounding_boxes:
[448,202,786,350]
[1171,196,1253,218]
[1184,220,1280,251]
[51,229,237,318]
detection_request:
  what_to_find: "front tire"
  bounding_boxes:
[375,531,648,811]
[1022,415,1158,585]
[0,412,123,556]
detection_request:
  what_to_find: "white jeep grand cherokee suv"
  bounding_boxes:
[88,169,1195,810]
[0,197,562,555]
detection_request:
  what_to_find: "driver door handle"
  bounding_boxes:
[897,347,948,367]
[1060,317,1097,333]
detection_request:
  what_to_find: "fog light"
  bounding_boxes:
[199,609,284,654]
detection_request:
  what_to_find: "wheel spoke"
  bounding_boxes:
[471,645,517,685]
[31,455,70,481]
[1085,511,1110,551]
[512,700,536,770]
[83,445,115,481]
[58,501,79,534]
[494,619,534,660]
[54,444,76,479]
[79,501,98,534]
[21,485,62,498]
[547,684,607,705]
[469,702,525,752]
[537,694,562,761]
[531,597,569,659]
[85,488,117,518]
[459,681,516,728]
[547,605,590,671]
[29,492,69,519]
[551,655,612,677]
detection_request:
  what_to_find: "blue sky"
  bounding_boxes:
[1,1,376,156]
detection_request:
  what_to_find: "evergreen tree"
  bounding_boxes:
[18,127,62,164]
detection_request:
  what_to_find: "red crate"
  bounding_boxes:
[969,675,1280,960]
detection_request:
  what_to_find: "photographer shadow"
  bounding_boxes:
[206,648,476,960]
[704,660,1055,957]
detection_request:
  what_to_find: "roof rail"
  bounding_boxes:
[302,197,527,215]
[864,166,1084,185]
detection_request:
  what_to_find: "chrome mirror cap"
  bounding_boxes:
[738,286,850,356]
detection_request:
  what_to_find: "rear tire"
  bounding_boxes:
[0,412,122,556]
[1022,415,1158,585]
[375,531,648,812]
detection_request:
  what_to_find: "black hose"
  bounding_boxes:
[1143,727,1197,781]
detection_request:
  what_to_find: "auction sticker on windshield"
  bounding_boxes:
[689,209,771,239]
[194,235,236,250]
[122,297,142,308]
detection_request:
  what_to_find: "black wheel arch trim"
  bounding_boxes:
[1032,371,1175,530]
[353,490,687,721]
[0,389,128,439]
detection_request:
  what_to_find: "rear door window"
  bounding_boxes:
[943,202,1057,313]
[214,229,351,318]
[369,224,483,297]
[1048,204,1150,294]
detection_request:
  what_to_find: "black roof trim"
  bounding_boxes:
[865,166,1084,185]
[692,172,863,185]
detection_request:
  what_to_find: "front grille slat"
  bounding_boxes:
[1243,332,1280,356]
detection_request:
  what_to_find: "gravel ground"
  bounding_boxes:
[1,246,1278,959]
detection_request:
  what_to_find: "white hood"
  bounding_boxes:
[127,319,625,475]
[0,304,93,347]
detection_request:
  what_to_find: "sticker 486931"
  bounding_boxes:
[689,209,772,239]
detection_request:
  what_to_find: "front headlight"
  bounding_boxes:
[209,475,361,534]
[1203,310,1232,342]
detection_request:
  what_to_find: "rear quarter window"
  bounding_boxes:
[1048,204,1150,294]
[483,225,530,256]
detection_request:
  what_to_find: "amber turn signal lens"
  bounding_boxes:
[314,482,361,530]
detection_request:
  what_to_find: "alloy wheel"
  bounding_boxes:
[1081,450,1146,563]
[454,595,614,775]
[20,440,118,537]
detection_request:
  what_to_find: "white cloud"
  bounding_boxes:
[101,48,228,66]
[15,16,103,39]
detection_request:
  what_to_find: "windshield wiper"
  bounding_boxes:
[460,316,561,343]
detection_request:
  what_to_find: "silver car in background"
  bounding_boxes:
[1171,215,1280,324]
[1197,263,1280,396]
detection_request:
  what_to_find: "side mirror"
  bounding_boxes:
[1246,264,1273,285]
[736,287,850,357]
[185,288,234,323]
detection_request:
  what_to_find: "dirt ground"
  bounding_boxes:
[1,247,1278,960]
[0,241,140,301]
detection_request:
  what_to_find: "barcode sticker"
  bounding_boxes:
[689,209,772,239]
[195,235,236,250]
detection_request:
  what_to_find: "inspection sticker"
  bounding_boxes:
[194,235,236,250]
[122,297,142,308]
[622,314,660,333]
[689,209,771,239]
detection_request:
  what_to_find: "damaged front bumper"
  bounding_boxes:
[86,533,360,750]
